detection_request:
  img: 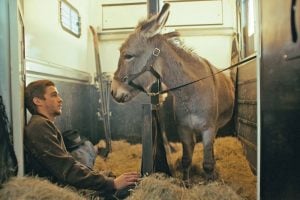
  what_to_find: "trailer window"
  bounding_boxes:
[59,0,81,38]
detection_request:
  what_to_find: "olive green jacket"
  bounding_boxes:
[24,114,115,194]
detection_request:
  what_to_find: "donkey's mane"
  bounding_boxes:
[136,17,155,31]
[163,34,203,64]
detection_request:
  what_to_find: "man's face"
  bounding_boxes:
[40,86,63,117]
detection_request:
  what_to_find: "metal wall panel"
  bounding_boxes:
[236,58,257,174]
[260,0,300,199]
[102,3,147,30]
[166,0,223,26]
[109,93,150,142]
[54,81,102,143]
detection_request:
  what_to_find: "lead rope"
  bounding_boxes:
[148,55,257,96]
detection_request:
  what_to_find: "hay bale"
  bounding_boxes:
[0,176,85,200]
[188,182,243,200]
[127,174,183,200]
[127,173,243,200]
[94,140,142,175]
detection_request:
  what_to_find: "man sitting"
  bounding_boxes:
[24,79,139,198]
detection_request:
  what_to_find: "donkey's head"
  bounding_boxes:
[111,3,171,103]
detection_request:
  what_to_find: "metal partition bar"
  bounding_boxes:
[141,104,154,175]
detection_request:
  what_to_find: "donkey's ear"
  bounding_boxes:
[140,3,170,38]
[157,3,170,27]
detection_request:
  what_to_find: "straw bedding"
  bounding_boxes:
[94,136,256,200]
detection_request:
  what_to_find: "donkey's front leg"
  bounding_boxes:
[202,127,218,181]
[179,127,196,185]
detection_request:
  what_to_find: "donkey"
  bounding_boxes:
[111,3,235,181]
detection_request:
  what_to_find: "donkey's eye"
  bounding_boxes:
[122,76,128,82]
[124,54,134,60]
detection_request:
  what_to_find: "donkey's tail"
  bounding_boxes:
[229,35,240,91]
[230,67,237,89]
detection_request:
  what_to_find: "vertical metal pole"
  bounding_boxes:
[140,0,160,176]
[255,0,261,199]
[141,104,153,175]
[89,26,111,155]
[147,0,162,17]
[0,0,26,176]
[10,0,25,176]
[141,0,171,176]
[0,0,12,126]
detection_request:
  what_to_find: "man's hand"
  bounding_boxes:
[113,172,140,190]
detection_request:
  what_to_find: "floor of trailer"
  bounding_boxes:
[94,136,256,200]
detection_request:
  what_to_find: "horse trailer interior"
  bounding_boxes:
[1,0,299,199]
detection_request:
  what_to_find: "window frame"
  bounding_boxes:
[59,0,81,38]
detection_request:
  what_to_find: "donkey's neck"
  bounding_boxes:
[157,41,213,92]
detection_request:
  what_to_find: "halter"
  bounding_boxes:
[115,48,257,97]
[114,48,162,95]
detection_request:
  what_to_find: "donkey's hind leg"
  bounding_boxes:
[179,127,196,185]
[202,127,218,181]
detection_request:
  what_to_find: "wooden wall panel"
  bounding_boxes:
[236,58,257,174]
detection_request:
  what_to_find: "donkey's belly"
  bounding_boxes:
[177,113,213,132]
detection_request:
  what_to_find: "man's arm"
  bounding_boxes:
[24,117,115,193]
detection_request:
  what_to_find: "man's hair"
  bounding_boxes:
[25,80,55,114]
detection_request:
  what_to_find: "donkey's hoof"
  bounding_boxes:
[182,172,192,188]
[182,179,192,188]
[204,170,218,182]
